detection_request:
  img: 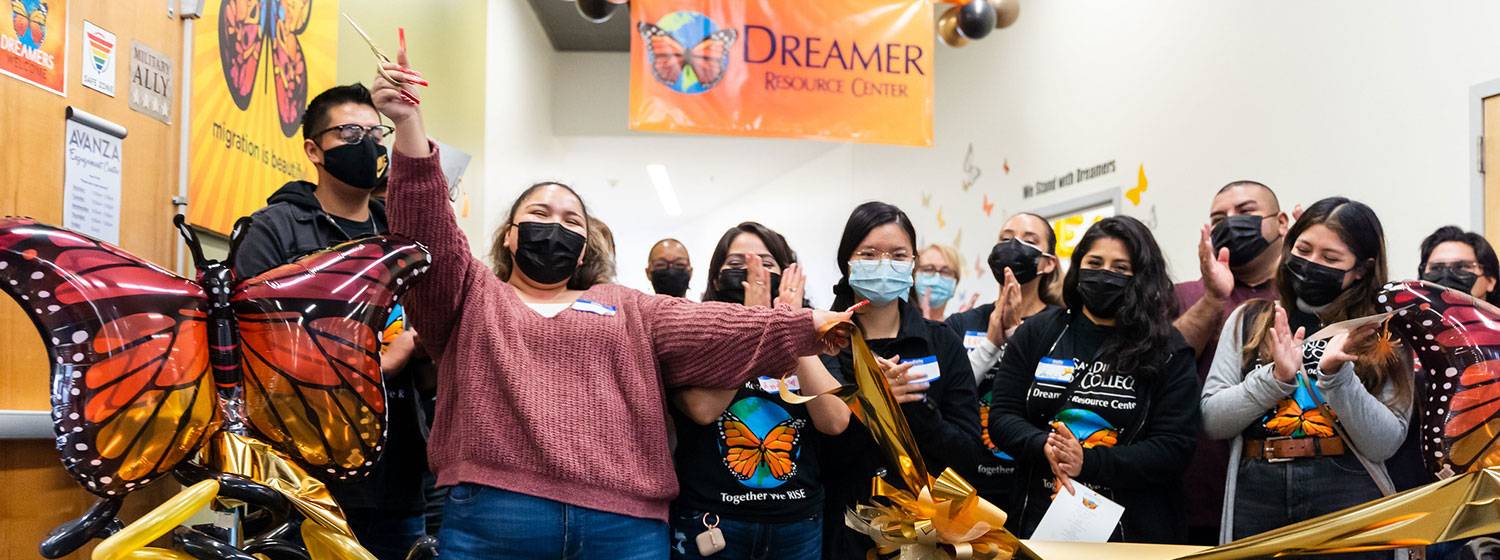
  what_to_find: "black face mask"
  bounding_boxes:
[650,267,691,297]
[1423,267,1480,294]
[513,222,586,285]
[712,268,781,304]
[1212,215,1274,267]
[1285,255,1350,307]
[1076,268,1132,319]
[321,137,389,190]
[989,239,1044,284]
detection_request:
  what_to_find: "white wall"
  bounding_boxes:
[480,0,565,258]
[855,0,1500,306]
[533,1,1500,310]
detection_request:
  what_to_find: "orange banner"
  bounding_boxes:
[629,0,933,146]
[1,0,68,96]
[187,0,339,235]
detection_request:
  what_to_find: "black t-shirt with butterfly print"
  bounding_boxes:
[670,378,823,523]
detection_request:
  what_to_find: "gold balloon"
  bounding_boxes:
[92,480,220,560]
[938,7,969,48]
[989,0,1021,28]
[303,523,378,560]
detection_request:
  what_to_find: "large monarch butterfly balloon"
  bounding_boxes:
[1380,280,1500,478]
[0,215,428,556]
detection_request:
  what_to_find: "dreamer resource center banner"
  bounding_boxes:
[629,0,933,147]
[189,0,339,235]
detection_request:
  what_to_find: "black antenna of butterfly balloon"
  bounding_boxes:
[38,496,123,558]
[172,214,210,274]
[225,217,254,274]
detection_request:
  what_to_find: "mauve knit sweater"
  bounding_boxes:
[386,145,820,521]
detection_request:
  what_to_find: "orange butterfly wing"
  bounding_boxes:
[686,29,737,88]
[640,24,686,86]
[233,236,429,480]
[0,218,219,497]
[759,422,799,480]
[719,413,765,480]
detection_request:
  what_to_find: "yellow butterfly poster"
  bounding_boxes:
[187,0,340,235]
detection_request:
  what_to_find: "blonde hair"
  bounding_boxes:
[918,243,964,281]
[581,216,617,284]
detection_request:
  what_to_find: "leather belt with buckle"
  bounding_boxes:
[1244,436,1346,463]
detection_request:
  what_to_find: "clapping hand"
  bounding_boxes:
[1045,422,1083,496]
[1199,224,1233,301]
[775,263,806,308]
[875,355,928,404]
[743,254,773,308]
[1268,304,1307,383]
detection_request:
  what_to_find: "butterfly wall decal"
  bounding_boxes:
[961,143,982,191]
[1124,164,1148,206]
[218,0,314,137]
[921,192,932,208]
[718,410,799,481]
[1382,281,1500,478]
[638,21,736,93]
[982,193,995,217]
[0,215,429,501]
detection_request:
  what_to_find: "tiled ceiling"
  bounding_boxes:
[527,0,631,52]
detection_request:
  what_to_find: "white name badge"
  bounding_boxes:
[904,355,942,384]
[571,299,617,316]
[756,375,798,394]
[963,330,987,353]
[1034,357,1076,384]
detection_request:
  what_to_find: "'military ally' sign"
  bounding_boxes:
[630,0,933,146]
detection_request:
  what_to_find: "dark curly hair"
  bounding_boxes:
[1062,215,1178,377]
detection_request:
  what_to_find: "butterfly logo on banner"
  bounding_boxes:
[11,0,48,48]
[638,10,737,94]
[217,0,314,137]
[718,399,800,488]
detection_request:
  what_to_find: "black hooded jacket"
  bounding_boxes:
[232,181,388,279]
[229,180,426,513]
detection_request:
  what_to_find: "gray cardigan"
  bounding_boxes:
[1200,305,1412,546]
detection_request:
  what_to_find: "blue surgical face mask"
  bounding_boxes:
[848,259,916,305]
[914,272,956,307]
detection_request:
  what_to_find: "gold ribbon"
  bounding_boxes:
[783,331,1037,560]
[204,431,354,538]
[1178,466,1500,559]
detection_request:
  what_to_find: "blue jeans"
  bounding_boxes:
[1233,454,1388,560]
[668,508,821,560]
[344,507,427,560]
[437,484,667,559]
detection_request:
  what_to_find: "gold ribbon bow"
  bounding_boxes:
[781,330,1038,560]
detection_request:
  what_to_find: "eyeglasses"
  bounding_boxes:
[314,123,394,145]
[916,264,957,279]
[852,248,914,263]
[1426,261,1481,274]
[650,261,689,272]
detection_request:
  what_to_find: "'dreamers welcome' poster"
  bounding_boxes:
[630,0,933,146]
[1,0,68,95]
[189,0,338,235]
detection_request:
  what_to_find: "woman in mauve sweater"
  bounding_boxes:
[371,55,852,559]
